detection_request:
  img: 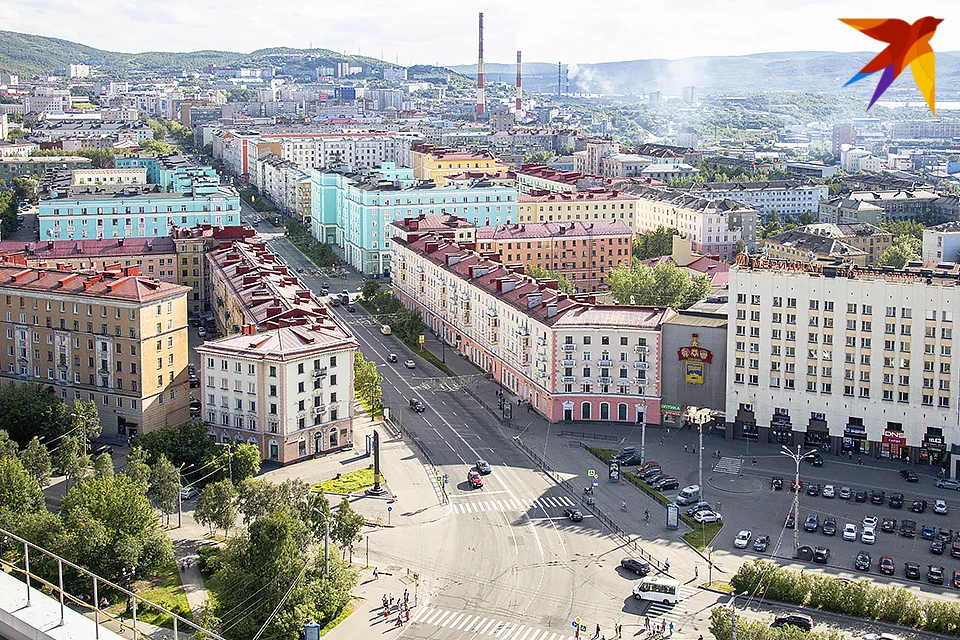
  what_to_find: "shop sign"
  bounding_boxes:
[661,404,682,412]
[844,426,867,437]
[882,431,905,445]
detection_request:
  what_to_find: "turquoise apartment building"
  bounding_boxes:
[311,163,516,276]
[115,153,219,193]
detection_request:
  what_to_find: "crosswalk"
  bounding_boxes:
[450,495,576,515]
[411,607,578,639]
[714,456,742,474]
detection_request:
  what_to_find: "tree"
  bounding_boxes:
[195,479,237,538]
[0,429,19,458]
[361,279,381,300]
[879,236,922,269]
[93,452,114,478]
[524,264,574,294]
[19,436,51,486]
[53,435,90,489]
[608,261,711,309]
[331,497,365,561]
[632,226,677,260]
[148,454,181,526]
[235,478,281,525]
[353,351,383,417]
[11,177,36,204]
[123,446,151,489]
[219,443,260,484]
[69,400,101,456]
[138,138,176,155]
[0,382,68,447]
[136,420,218,470]
[0,456,44,515]
[880,220,924,242]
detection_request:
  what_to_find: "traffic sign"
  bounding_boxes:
[387,506,393,512]
[419,334,425,344]
[436,476,442,484]
[580,624,588,632]
[412,572,419,581]
[575,618,580,624]
[587,470,596,477]
[571,621,578,628]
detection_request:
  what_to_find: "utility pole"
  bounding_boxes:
[324,519,330,577]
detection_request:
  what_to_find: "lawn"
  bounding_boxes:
[681,522,724,551]
[106,559,193,628]
[312,467,381,494]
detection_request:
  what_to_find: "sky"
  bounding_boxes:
[3,0,960,66]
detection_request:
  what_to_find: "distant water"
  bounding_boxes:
[875,101,960,109]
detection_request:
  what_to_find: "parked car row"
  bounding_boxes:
[795,483,950,516]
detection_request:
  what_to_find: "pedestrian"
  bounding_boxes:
[383,607,389,621]
[684,444,688,453]
[403,589,409,604]
[645,616,650,631]
[669,621,674,636]
[695,565,698,579]
[382,594,388,609]
[405,608,410,622]
[389,593,394,608]
[396,612,403,627]
[699,635,704,640]
[373,567,379,580]
[575,627,580,640]
[595,624,601,638]
[692,445,696,455]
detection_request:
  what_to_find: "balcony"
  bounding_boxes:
[312,405,327,416]
[562,376,576,383]
[635,362,649,370]
[635,345,649,353]
[312,367,328,379]
[599,377,612,384]
[562,359,575,367]
[598,359,612,367]
[562,344,576,352]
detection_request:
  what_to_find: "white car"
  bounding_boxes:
[180,486,199,500]
[861,526,876,545]
[935,499,949,515]
[842,523,857,541]
[734,530,752,548]
[822,484,835,498]
[862,515,878,529]
[694,510,723,524]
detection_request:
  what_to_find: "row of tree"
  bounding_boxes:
[360,282,425,347]
[607,260,712,309]
[353,351,384,418]
[0,176,35,234]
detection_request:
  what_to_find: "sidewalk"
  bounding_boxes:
[326,566,420,639]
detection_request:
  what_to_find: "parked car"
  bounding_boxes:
[822,485,835,498]
[564,507,583,522]
[862,527,876,545]
[871,490,885,505]
[790,478,803,492]
[899,519,917,537]
[951,541,960,558]
[638,466,663,481]
[806,484,821,497]
[613,446,638,461]
[862,516,878,529]
[785,512,796,529]
[900,469,920,483]
[905,562,921,579]
[822,517,838,536]
[180,486,199,500]
[921,524,937,540]
[408,398,426,413]
[889,493,904,508]
[346,303,356,312]
[771,477,783,490]
[197,326,207,337]
[753,535,770,552]
[855,490,868,502]
[935,499,949,515]
[812,547,831,564]
[619,557,650,576]
[937,478,960,490]
[953,570,960,588]
[771,613,813,631]
[855,551,872,571]
[842,523,858,541]
[879,556,895,575]
[807,454,824,467]
[685,502,713,517]
[734,530,753,549]
[475,460,492,474]
[466,470,483,488]
[839,486,852,500]
[930,540,945,555]
[928,565,945,585]
[652,477,679,492]
[694,510,723,524]
[189,376,200,388]
[912,499,928,513]
[938,527,953,542]
[804,514,819,532]
[881,518,897,533]
[379,323,390,334]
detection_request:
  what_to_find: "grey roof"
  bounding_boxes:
[765,228,867,257]
[798,223,891,238]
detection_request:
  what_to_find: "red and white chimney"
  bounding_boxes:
[515,50,522,121]
[476,12,486,120]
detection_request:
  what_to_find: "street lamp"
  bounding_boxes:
[780,444,817,554]
[640,399,648,465]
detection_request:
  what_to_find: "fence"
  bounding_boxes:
[512,436,666,574]
[395,418,448,505]
[558,430,621,442]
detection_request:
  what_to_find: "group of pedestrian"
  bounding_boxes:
[380,590,411,627]
[642,616,673,637]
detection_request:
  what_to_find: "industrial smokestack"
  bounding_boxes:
[476,12,486,120]
[515,50,522,121]
[557,62,561,96]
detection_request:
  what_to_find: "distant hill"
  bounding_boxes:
[449,51,960,96]
[0,31,397,76]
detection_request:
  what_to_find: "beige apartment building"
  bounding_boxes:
[516,189,639,226]
[0,262,191,436]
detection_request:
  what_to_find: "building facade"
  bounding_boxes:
[923,221,960,264]
[515,189,639,227]
[0,156,92,183]
[687,180,829,218]
[727,257,960,476]
[410,144,508,183]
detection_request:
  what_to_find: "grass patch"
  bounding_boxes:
[702,580,735,593]
[312,467,380,494]
[681,522,724,551]
[585,447,615,463]
[320,596,361,636]
[107,559,193,628]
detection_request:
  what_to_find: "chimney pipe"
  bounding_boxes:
[558,62,561,96]
[476,12,486,120]
[515,50,522,121]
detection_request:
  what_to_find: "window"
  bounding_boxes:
[883,389,894,401]
[824,301,834,312]
[939,397,950,408]
[848,304,857,314]
[772,297,782,307]
[901,308,912,319]
[886,306,896,317]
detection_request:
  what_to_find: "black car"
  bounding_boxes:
[620,454,644,466]
[900,469,920,482]
[771,614,813,631]
[806,484,821,497]
[889,493,904,508]
[795,546,814,561]
[643,472,664,486]
[905,561,921,579]
[613,446,638,461]
[900,519,917,537]
[807,454,824,467]
[564,507,583,522]
[804,514,819,532]
[652,477,680,492]
[346,303,356,312]
[639,466,663,481]
[928,565,945,584]
[812,547,830,564]
[189,377,200,388]
[620,557,650,576]
[822,517,838,536]
[931,540,946,555]
[409,398,426,413]
[785,512,796,529]
[881,518,897,533]
[871,490,886,505]
[855,490,868,503]
[771,477,784,490]
[912,499,928,513]
[753,535,770,552]
[855,551,871,571]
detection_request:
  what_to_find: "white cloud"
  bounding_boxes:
[1,0,957,65]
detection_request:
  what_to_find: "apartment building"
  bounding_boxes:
[0,263,190,437]
[409,143,508,183]
[793,223,893,266]
[251,154,309,216]
[727,257,960,475]
[0,156,92,182]
[762,229,869,267]
[922,221,960,264]
[392,233,671,423]
[620,186,758,261]
[38,184,241,240]
[0,238,178,281]
[515,189,639,228]
[686,180,829,218]
[197,322,358,464]
[891,121,960,139]
[311,164,515,276]
[515,164,604,195]
[475,220,633,292]
[72,168,148,186]
[29,120,153,142]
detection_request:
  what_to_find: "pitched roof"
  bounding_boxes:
[476,220,631,240]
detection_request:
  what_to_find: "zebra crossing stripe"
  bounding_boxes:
[426,610,446,624]
[506,625,526,640]
[472,617,489,633]
[457,614,475,630]
[434,611,452,626]
[521,627,538,640]
[444,613,464,628]
[495,622,514,638]
[412,606,431,622]
[480,618,497,635]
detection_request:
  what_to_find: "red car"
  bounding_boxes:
[790,479,803,492]
[467,470,484,489]
[879,556,895,575]
[953,569,960,588]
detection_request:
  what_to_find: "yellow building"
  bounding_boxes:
[516,188,639,226]
[0,262,191,437]
[410,143,508,184]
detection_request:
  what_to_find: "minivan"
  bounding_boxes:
[675,485,701,505]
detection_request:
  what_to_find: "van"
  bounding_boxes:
[380,325,392,335]
[675,485,701,506]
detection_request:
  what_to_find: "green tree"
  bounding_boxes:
[0,382,68,446]
[631,226,677,260]
[353,351,383,418]
[7,127,25,140]
[235,478,281,525]
[136,420,218,470]
[139,138,176,155]
[123,446,151,489]
[879,236,922,269]
[11,176,37,204]
[607,261,711,309]
[524,264,574,294]
[53,434,90,488]
[0,429,19,458]
[69,399,101,456]
[218,443,260,484]
[195,479,238,538]
[19,436,51,486]
[0,456,44,515]
[93,452,114,478]
[148,454,181,525]
[880,219,924,242]
[331,497,365,561]
[361,279,381,300]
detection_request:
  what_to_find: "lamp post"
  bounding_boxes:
[640,399,648,465]
[780,444,817,554]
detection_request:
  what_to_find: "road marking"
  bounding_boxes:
[479,618,497,635]
[506,625,526,640]
[495,623,514,638]
[425,609,444,624]
[519,627,536,640]
[457,614,475,630]
[434,611,452,626]
[473,617,490,633]
[444,613,465,628]
[412,607,431,622]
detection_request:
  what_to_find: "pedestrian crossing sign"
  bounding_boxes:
[412,572,419,581]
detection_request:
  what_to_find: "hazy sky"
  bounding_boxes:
[4,0,959,66]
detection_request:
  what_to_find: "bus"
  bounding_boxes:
[632,577,679,604]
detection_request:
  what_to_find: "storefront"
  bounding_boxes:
[804,413,829,447]
[661,403,682,426]
[736,404,757,440]
[769,410,793,445]
[843,418,869,454]
[881,427,907,460]
[920,428,946,467]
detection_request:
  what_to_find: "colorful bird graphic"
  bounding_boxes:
[841,17,942,114]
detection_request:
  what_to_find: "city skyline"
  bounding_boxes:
[3,0,959,68]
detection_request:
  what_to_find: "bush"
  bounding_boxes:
[196,543,222,578]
